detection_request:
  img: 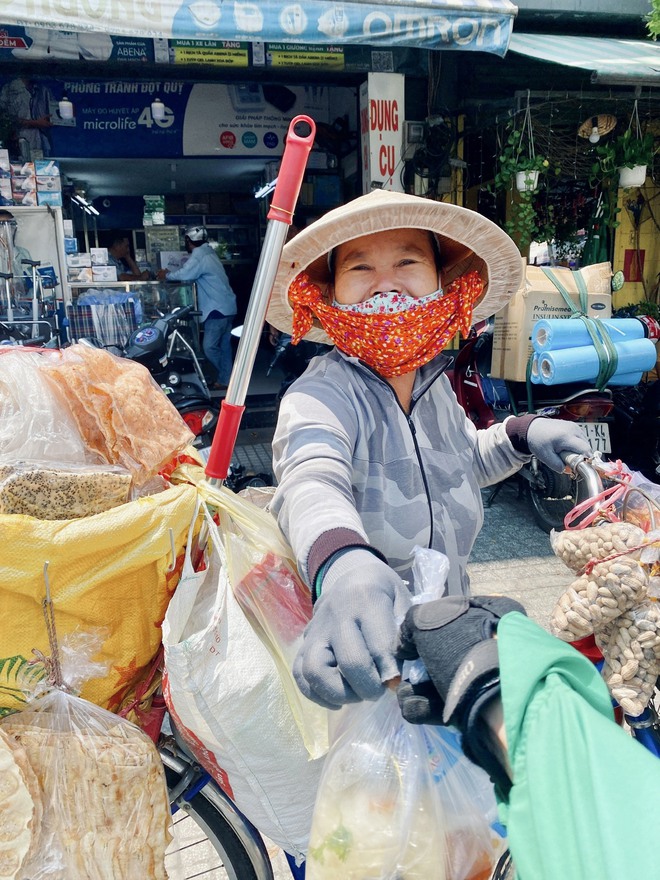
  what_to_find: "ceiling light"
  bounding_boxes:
[151,98,165,122]
[589,124,600,144]
[58,95,74,120]
[87,204,100,216]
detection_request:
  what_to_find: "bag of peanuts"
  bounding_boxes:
[549,514,660,716]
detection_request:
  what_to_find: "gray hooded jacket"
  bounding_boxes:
[271,348,530,596]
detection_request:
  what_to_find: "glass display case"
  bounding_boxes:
[135,218,258,271]
[67,280,198,351]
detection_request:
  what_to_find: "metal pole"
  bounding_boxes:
[204,115,316,485]
[224,222,288,404]
[82,209,89,253]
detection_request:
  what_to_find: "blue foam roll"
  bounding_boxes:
[530,353,542,384]
[533,318,645,353]
[538,338,657,385]
[607,372,644,386]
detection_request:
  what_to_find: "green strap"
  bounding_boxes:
[539,268,618,390]
[525,352,536,414]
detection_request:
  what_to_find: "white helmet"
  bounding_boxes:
[185,225,208,243]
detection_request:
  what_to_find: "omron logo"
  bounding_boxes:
[591,303,607,311]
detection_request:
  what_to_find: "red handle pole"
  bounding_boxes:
[204,115,316,483]
[268,116,316,224]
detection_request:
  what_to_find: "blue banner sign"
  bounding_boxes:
[0,0,515,56]
[0,75,335,158]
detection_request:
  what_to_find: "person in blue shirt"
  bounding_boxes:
[158,225,237,389]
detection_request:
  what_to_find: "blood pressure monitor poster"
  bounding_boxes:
[0,75,337,158]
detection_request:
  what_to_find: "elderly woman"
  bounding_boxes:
[266,189,591,710]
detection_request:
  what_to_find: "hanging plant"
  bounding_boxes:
[503,190,556,255]
[491,95,557,255]
[589,141,621,230]
[493,128,550,193]
[614,101,655,188]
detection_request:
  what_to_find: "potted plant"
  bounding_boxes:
[492,117,555,255]
[494,129,550,194]
[614,128,655,188]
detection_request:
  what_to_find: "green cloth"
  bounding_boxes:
[497,613,660,880]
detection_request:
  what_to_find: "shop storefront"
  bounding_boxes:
[0,0,656,345]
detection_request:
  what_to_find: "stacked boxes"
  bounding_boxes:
[143,194,165,226]
[7,159,63,206]
[35,160,63,206]
[66,251,92,284]
[89,246,116,282]
[66,247,117,284]
[10,161,37,206]
[0,149,11,205]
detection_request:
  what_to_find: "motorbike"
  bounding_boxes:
[80,305,220,450]
[447,322,618,533]
[609,380,660,483]
[267,332,333,402]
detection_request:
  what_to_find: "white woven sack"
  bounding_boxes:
[162,505,325,861]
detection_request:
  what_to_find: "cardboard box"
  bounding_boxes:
[67,253,92,268]
[12,176,37,193]
[91,265,118,282]
[36,175,62,192]
[10,162,35,179]
[64,236,78,255]
[68,267,93,283]
[63,219,74,237]
[36,191,63,206]
[34,159,60,177]
[90,247,108,266]
[490,262,613,381]
[11,190,37,206]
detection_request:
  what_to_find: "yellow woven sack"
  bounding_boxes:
[0,482,198,716]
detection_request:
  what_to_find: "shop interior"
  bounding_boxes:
[0,74,379,385]
[3,34,655,389]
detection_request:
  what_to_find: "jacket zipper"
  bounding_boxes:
[360,361,441,549]
[406,416,434,549]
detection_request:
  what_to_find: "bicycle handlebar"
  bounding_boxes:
[561,453,606,525]
[562,453,604,498]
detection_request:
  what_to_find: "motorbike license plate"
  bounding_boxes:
[577,422,611,454]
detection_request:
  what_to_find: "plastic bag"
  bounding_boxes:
[423,726,504,880]
[186,469,328,759]
[307,692,501,880]
[306,546,503,880]
[39,344,194,484]
[0,350,93,465]
[0,632,173,879]
[307,691,447,879]
[595,600,660,716]
[162,499,325,861]
[0,459,133,519]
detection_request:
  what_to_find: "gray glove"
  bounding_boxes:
[526,418,592,473]
[293,548,410,709]
[395,595,526,797]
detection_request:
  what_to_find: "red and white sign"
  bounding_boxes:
[360,72,404,194]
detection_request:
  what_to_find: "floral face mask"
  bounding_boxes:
[289,270,484,378]
[332,287,443,316]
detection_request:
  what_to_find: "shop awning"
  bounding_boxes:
[0,0,517,56]
[508,34,660,86]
